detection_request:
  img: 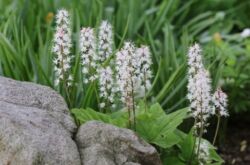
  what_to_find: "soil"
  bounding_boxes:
[219,115,250,165]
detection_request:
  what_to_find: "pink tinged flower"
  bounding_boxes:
[98,21,113,62]
[186,43,212,132]
[80,27,98,83]
[135,45,153,94]
[98,66,116,109]
[212,88,229,117]
[115,42,137,108]
[52,9,72,86]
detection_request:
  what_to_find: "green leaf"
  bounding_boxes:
[153,131,180,148]
[155,64,186,103]
[178,130,195,161]
[136,103,188,148]
[163,156,185,165]
[177,133,224,164]
[208,143,224,163]
[71,108,127,128]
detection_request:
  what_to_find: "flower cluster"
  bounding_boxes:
[99,66,116,109]
[52,9,153,112]
[78,21,115,110]
[52,9,73,86]
[212,88,228,117]
[115,42,137,110]
[187,43,212,133]
[98,21,113,62]
[115,42,153,106]
[80,27,98,83]
[135,45,152,96]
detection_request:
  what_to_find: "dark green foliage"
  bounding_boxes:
[71,103,224,164]
[71,103,188,149]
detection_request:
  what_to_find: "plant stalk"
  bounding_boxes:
[60,46,72,108]
[188,119,197,165]
[196,112,204,160]
[131,80,136,131]
[143,71,148,112]
[213,115,221,145]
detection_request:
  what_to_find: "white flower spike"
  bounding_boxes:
[115,42,138,110]
[98,20,113,62]
[80,27,98,83]
[52,9,73,87]
[135,45,153,94]
[187,43,212,133]
[212,88,229,117]
[98,66,116,110]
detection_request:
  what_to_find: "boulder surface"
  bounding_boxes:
[0,76,81,165]
[0,76,162,165]
[76,121,162,165]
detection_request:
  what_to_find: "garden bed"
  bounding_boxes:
[220,116,250,165]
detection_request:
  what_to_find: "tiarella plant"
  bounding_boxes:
[115,43,153,129]
[52,9,73,106]
[115,42,139,129]
[135,45,152,109]
[186,44,229,164]
[51,9,226,165]
[98,66,116,111]
[80,27,98,83]
[212,88,229,145]
[98,21,113,63]
[187,44,212,134]
[186,44,213,163]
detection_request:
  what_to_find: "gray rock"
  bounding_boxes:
[0,76,76,134]
[76,121,162,165]
[0,76,81,165]
[0,76,162,165]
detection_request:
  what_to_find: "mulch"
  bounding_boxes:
[219,116,250,165]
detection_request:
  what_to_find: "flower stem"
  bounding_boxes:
[126,90,132,129]
[131,80,136,131]
[128,107,132,129]
[63,80,72,108]
[213,115,221,145]
[59,46,72,108]
[143,71,148,113]
[188,120,197,165]
[196,112,204,159]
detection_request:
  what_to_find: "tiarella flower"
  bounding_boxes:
[212,88,229,117]
[98,20,113,62]
[80,27,98,83]
[187,43,203,75]
[52,9,73,86]
[98,66,116,110]
[196,140,210,165]
[135,45,152,96]
[115,42,137,110]
[187,44,212,133]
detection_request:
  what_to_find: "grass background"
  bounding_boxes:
[0,0,250,114]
